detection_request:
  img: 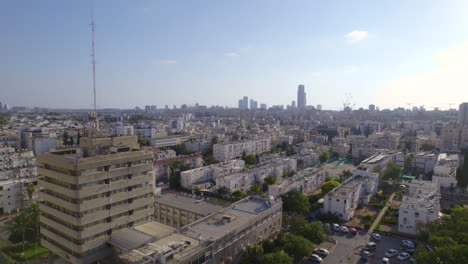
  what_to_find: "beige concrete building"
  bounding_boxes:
[154,192,223,228]
[37,136,154,264]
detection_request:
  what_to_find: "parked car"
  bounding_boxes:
[372,233,382,241]
[313,248,329,258]
[384,249,398,258]
[382,257,390,264]
[310,254,323,263]
[361,251,371,262]
[397,252,411,261]
[341,226,349,233]
[349,227,357,236]
[332,223,341,232]
[365,242,377,251]
[401,240,415,248]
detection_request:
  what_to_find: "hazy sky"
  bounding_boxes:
[2,0,468,110]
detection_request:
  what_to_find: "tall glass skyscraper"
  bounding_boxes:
[297,85,307,109]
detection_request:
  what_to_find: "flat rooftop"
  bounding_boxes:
[155,192,224,216]
[183,198,272,241]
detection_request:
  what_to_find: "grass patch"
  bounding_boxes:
[208,197,229,206]
[2,242,48,261]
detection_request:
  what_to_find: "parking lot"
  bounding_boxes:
[321,227,416,264]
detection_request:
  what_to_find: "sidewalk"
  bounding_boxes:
[368,192,395,234]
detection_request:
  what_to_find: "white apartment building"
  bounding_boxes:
[0,147,38,213]
[110,123,135,136]
[213,138,271,161]
[398,180,440,235]
[394,152,438,174]
[323,170,379,221]
[432,154,459,188]
[180,160,245,189]
[268,167,325,197]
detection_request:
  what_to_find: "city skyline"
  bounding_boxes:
[2,0,468,110]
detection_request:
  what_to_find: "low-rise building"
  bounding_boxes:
[268,167,325,196]
[398,180,440,235]
[116,196,282,264]
[323,169,379,221]
[180,160,245,189]
[432,154,459,188]
[213,138,271,161]
[154,192,224,228]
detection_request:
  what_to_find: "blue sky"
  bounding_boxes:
[2,0,468,110]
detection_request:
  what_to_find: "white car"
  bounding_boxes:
[341,226,349,233]
[382,258,390,264]
[384,249,398,258]
[397,252,410,261]
[310,254,323,263]
[332,223,341,232]
[313,248,329,257]
[372,233,382,240]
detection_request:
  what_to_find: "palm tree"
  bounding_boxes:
[26,184,35,200]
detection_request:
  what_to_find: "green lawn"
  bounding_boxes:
[2,242,49,261]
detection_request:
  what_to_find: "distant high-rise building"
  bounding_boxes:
[165,105,169,110]
[297,85,307,109]
[459,103,468,125]
[238,96,249,109]
[260,104,267,110]
[250,99,258,110]
[291,101,296,108]
[369,104,376,112]
[144,105,151,111]
[317,104,322,110]
[150,105,157,111]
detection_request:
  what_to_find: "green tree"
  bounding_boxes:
[26,184,35,200]
[339,170,353,183]
[416,206,468,263]
[404,153,414,174]
[240,244,263,264]
[300,222,325,244]
[217,186,229,196]
[282,234,313,262]
[458,149,468,188]
[319,151,329,163]
[167,160,190,189]
[321,181,340,194]
[242,153,258,166]
[250,184,261,194]
[289,215,307,234]
[264,175,277,185]
[137,138,149,146]
[263,251,293,264]
[282,190,310,214]
[8,202,40,249]
[383,162,403,185]
[232,190,244,200]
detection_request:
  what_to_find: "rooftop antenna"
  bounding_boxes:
[87,9,99,137]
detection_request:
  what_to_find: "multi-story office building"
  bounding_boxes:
[116,196,282,264]
[154,192,223,228]
[213,138,271,161]
[297,85,307,109]
[398,180,440,235]
[37,136,154,264]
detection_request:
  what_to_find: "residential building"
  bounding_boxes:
[37,136,154,264]
[213,138,271,161]
[153,192,223,228]
[0,147,38,213]
[398,180,440,235]
[111,123,135,137]
[17,127,58,155]
[394,152,437,175]
[180,160,245,189]
[323,169,379,221]
[432,154,459,188]
[268,167,325,196]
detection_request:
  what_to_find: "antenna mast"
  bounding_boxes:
[87,11,99,137]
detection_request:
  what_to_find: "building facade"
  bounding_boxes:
[38,136,154,264]
[213,138,271,161]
